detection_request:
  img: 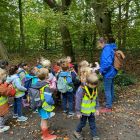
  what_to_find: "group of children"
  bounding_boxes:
[0,56,101,140]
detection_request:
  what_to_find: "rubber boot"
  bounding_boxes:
[42,129,57,140]
[41,129,48,140]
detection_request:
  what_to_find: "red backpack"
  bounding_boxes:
[0,83,16,97]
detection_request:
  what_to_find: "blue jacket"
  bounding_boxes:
[100,43,118,78]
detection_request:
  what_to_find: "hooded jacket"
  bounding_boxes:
[6,74,27,98]
[100,43,118,78]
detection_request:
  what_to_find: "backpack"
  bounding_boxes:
[28,85,47,110]
[0,83,16,97]
[18,70,27,84]
[24,78,32,90]
[47,76,57,91]
[57,74,73,93]
[114,50,125,70]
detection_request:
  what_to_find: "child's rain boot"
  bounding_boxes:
[41,129,48,139]
[42,129,57,140]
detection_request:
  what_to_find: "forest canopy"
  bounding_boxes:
[0,0,140,60]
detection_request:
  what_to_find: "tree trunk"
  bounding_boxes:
[92,0,112,37]
[117,1,122,48]
[92,30,97,49]
[122,0,130,48]
[44,27,48,49]
[60,24,74,59]
[19,0,25,54]
[44,0,75,61]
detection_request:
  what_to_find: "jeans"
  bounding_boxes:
[0,117,4,128]
[62,92,74,114]
[14,97,23,117]
[103,78,114,108]
[76,114,97,137]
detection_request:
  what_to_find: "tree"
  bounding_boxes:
[92,0,112,37]
[19,0,25,53]
[44,0,75,61]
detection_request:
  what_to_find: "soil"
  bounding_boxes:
[0,82,140,140]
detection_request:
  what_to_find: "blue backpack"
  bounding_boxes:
[57,72,73,93]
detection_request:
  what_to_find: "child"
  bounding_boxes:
[31,68,57,140]
[18,62,28,82]
[25,67,39,113]
[0,68,10,132]
[74,73,100,140]
[18,62,29,107]
[6,65,28,122]
[57,61,74,117]
[40,59,57,91]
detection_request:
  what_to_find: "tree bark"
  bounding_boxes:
[117,1,122,48]
[19,0,25,54]
[92,0,112,37]
[60,24,73,57]
[44,27,48,49]
[122,0,131,48]
[44,0,74,61]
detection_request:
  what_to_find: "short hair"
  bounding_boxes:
[61,62,69,71]
[40,59,51,68]
[86,73,99,85]
[79,60,89,68]
[9,65,18,75]
[37,68,49,80]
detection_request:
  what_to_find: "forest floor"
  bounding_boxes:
[0,82,140,140]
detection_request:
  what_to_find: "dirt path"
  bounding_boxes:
[0,83,140,140]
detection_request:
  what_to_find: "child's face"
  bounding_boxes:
[67,57,71,63]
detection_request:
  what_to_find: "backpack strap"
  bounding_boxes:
[40,84,49,94]
[40,84,49,101]
[83,86,97,100]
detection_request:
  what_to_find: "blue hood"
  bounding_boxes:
[100,43,118,78]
